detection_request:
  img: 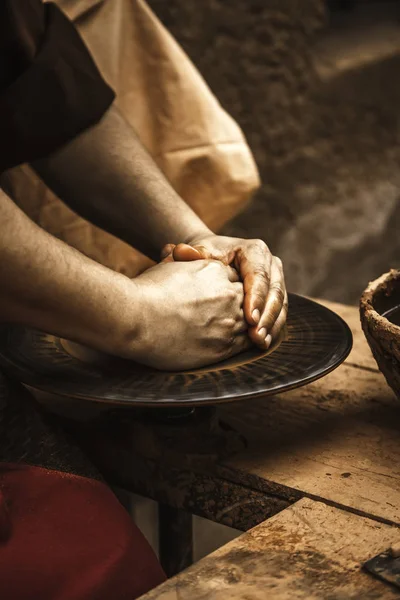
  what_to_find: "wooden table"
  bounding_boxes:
[141,498,400,599]
[60,299,400,590]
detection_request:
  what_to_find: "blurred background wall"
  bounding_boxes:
[148,0,400,304]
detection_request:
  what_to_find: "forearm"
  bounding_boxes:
[0,189,140,354]
[32,105,211,261]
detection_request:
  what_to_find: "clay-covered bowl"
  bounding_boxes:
[360,269,400,400]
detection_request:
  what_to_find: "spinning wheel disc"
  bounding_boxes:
[0,295,352,407]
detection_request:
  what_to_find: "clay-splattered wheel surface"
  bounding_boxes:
[0,294,352,407]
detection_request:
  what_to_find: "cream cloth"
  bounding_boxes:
[4,0,260,276]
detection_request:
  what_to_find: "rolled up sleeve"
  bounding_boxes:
[0,1,115,173]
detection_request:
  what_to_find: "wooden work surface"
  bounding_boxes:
[211,299,400,527]
[142,498,400,600]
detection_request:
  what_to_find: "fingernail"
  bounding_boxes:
[258,327,266,338]
[252,309,260,324]
[265,334,272,349]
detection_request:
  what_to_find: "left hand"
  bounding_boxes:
[160,234,288,350]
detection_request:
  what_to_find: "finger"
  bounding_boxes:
[160,254,175,264]
[247,257,285,349]
[269,291,289,342]
[248,325,270,350]
[160,243,176,260]
[191,243,230,264]
[237,241,272,327]
[260,256,286,330]
[205,260,240,283]
[172,243,203,262]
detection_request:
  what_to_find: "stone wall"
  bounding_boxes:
[148,0,400,304]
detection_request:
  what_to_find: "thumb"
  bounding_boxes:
[160,243,176,261]
[172,243,204,262]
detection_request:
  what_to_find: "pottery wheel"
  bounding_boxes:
[0,294,352,407]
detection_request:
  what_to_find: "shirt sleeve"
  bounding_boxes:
[0,1,115,174]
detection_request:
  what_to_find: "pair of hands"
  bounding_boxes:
[134,233,287,370]
[161,234,288,347]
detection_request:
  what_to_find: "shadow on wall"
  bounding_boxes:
[148,0,400,304]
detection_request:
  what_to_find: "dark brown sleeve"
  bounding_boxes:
[0,1,115,174]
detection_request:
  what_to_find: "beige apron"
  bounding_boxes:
[4,0,260,276]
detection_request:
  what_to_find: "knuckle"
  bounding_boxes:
[273,255,283,269]
[253,267,270,283]
[270,284,285,303]
[253,238,269,253]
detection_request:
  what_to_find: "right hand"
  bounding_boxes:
[123,259,252,371]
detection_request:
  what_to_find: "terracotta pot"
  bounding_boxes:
[360,269,400,400]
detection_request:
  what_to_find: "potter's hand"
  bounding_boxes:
[131,260,251,371]
[161,235,287,349]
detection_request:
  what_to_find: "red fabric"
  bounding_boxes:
[0,463,165,600]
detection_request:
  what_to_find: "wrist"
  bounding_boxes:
[108,276,152,361]
[182,226,214,246]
